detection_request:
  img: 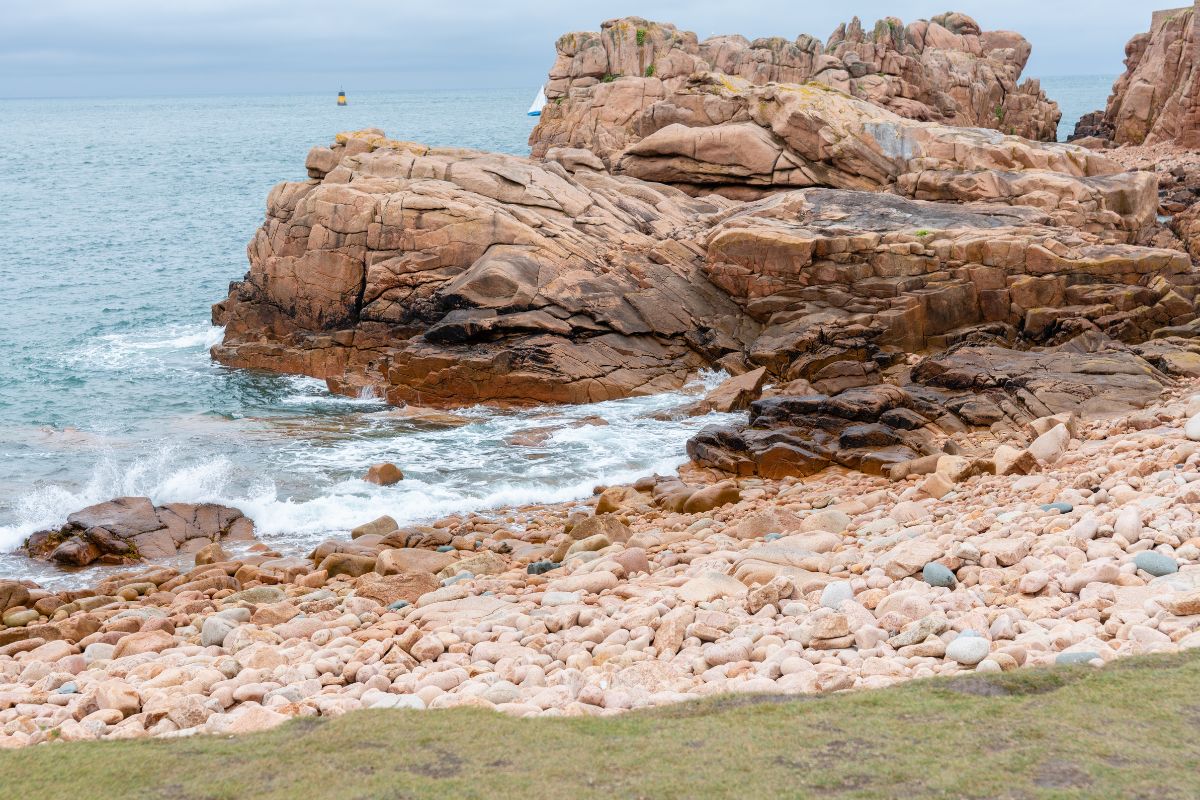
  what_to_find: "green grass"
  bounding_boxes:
[4,651,1200,799]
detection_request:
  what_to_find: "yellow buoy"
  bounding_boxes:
[337,90,347,107]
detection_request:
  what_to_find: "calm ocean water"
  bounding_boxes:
[1040,75,1116,141]
[0,78,1114,584]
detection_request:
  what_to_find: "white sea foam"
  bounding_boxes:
[68,324,225,370]
[0,386,735,558]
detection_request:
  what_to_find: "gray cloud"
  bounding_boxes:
[0,1,1169,97]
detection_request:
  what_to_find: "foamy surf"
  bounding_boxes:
[65,324,226,370]
[0,377,735,562]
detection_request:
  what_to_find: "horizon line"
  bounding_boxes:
[0,75,1118,102]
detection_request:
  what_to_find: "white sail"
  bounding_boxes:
[527,86,547,116]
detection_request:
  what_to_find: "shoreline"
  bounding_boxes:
[4,378,1200,745]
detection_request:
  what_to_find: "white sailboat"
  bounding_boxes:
[527,86,547,116]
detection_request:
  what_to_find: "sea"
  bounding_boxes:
[0,77,1115,586]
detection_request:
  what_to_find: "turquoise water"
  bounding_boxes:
[0,90,737,585]
[0,79,1115,583]
[1040,75,1116,141]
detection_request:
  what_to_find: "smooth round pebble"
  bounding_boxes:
[820,581,854,608]
[946,634,990,666]
[1134,551,1178,577]
[1056,651,1101,666]
[1186,413,1200,442]
[922,562,956,588]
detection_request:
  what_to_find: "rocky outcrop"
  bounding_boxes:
[609,77,1155,240]
[688,334,1184,479]
[708,189,1194,361]
[212,128,1195,411]
[212,130,756,406]
[23,498,255,568]
[533,13,1060,162]
[1071,4,1200,146]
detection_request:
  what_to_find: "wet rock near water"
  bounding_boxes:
[687,332,1187,481]
[22,497,255,568]
[212,129,756,407]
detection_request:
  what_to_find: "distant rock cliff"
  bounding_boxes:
[1071,4,1200,146]
[531,12,1060,163]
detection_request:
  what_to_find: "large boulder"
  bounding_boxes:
[702,189,1189,358]
[23,497,255,568]
[211,127,1185,410]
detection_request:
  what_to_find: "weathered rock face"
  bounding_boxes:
[212,130,756,406]
[23,497,255,568]
[609,77,1155,241]
[212,128,1193,410]
[1072,4,1200,146]
[706,189,1194,361]
[533,13,1060,162]
[688,334,1183,479]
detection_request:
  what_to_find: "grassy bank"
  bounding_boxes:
[4,651,1199,800]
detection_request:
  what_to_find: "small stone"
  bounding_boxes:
[364,463,404,485]
[801,509,850,534]
[194,542,228,566]
[678,571,747,603]
[527,560,560,575]
[226,586,286,605]
[1055,651,1101,666]
[541,591,581,607]
[945,633,990,666]
[920,472,955,500]
[820,581,853,609]
[1162,591,1200,616]
[921,562,956,588]
[201,616,236,648]
[1134,551,1178,577]
[351,515,399,539]
[682,482,741,513]
[112,629,175,659]
[993,445,1037,476]
[888,615,949,648]
[1018,571,1050,594]
[809,613,851,640]
[1,608,38,627]
[1028,424,1070,464]
[1040,502,1072,514]
[355,572,438,605]
[1186,413,1200,442]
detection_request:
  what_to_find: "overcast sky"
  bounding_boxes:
[0,1,1176,97]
